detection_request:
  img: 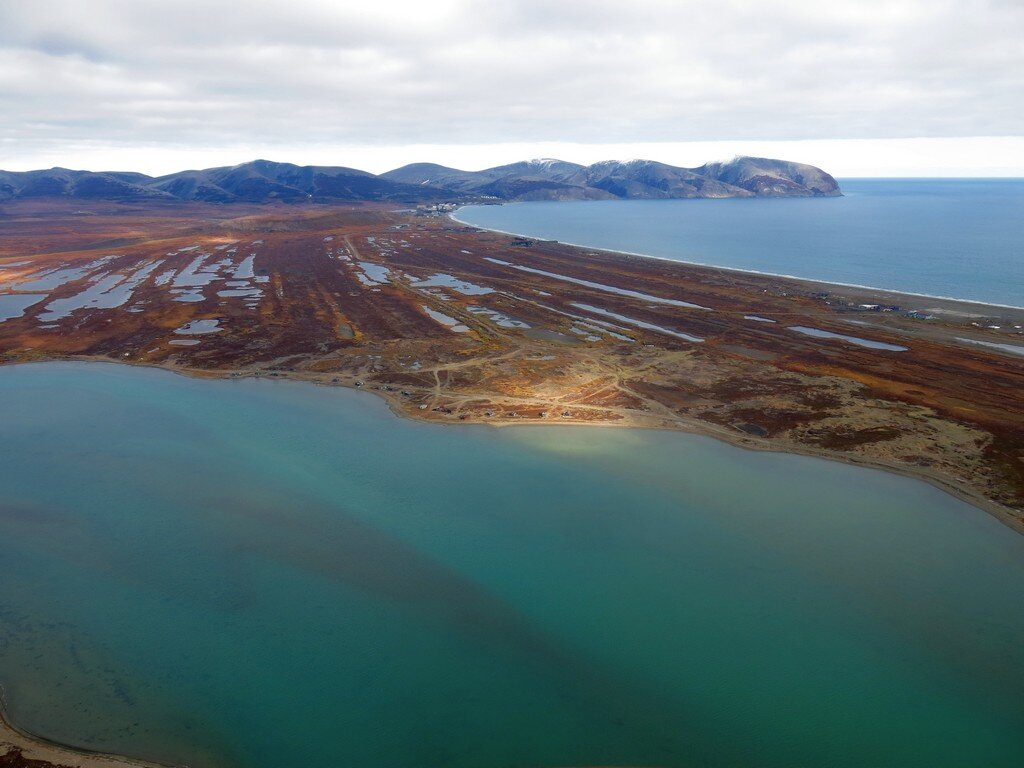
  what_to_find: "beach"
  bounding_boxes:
[2,698,166,768]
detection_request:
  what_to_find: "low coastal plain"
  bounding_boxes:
[1,198,1021,526]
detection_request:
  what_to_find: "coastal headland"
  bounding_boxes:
[1,197,1024,765]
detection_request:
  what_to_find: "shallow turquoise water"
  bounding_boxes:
[1,362,1023,768]
[455,179,1024,307]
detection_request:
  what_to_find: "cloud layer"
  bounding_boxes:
[1,0,1022,171]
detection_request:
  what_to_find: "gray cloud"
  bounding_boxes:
[0,0,1022,167]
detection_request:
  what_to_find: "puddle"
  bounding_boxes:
[18,257,114,291]
[422,305,469,332]
[414,274,493,296]
[744,315,776,323]
[571,303,704,342]
[0,294,47,321]
[466,306,530,328]
[569,325,602,342]
[171,290,206,303]
[173,255,222,289]
[485,258,710,310]
[233,255,256,280]
[524,328,578,344]
[154,269,176,287]
[787,326,907,352]
[168,339,200,346]
[37,261,163,322]
[522,297,637,342]
[357,262,391,285]
[574,320,633,342]
[175,319,223,335]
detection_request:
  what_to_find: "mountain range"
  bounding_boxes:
[0,156,840,204]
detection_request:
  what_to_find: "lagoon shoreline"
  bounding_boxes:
[1,688,169,768]
[39,355,1024,533]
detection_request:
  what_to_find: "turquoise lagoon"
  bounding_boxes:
[0,363,1022,767]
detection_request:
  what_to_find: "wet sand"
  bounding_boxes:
[1,698,166,768]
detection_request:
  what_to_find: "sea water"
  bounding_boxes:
[455,179,1024,307]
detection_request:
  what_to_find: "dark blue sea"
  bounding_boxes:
[455,179,1024,307]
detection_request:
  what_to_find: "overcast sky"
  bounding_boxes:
[1,0,1022,176]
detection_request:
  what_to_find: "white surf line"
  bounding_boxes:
[571,302,705,342]
[483,257,712,310]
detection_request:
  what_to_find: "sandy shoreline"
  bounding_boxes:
[201,364,1024,535]
[0,689,169,768]
[332,362,1024,534]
